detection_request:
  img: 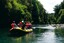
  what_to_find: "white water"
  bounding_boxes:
[32,25,56,29]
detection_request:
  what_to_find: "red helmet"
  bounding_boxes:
[20,22,22,23]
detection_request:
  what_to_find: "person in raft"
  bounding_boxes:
[18,21,25,29]
[25,21,32,29]
[10,21,17,30]
[18,21,23,28]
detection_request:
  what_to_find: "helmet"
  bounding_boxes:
[22,20,24,23]
[13,21,15,23]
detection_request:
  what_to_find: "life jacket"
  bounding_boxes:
[26,22,32,28]
[18,22,22,27]
[11,23,15,28]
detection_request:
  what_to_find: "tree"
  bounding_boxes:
[0,0,47,28]
[54,0,64,23]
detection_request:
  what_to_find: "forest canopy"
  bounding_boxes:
[0,0,64,28]
[0,0,47,28]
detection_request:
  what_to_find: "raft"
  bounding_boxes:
[9,27,33,36]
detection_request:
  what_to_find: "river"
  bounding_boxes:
[0,25,64,43]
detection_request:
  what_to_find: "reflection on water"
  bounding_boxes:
[1,25,64,43]
[55,29,64,43]
[55,29,64,37]
[10,33,34,43]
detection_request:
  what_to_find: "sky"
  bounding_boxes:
[38,0,63,13]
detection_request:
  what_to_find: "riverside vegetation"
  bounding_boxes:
[0,0,64,28]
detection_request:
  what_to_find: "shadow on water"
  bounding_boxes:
[8,30,28,37]
[8,33,26,37]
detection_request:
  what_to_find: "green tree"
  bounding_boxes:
[0,0,47,28]
[54,0,64,23]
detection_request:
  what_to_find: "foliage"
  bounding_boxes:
[47,13,56,24]
[0,0,47,28]
[0,0,61,28]
[54,1,64,23]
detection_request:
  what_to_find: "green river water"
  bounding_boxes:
[0,25,64,43]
